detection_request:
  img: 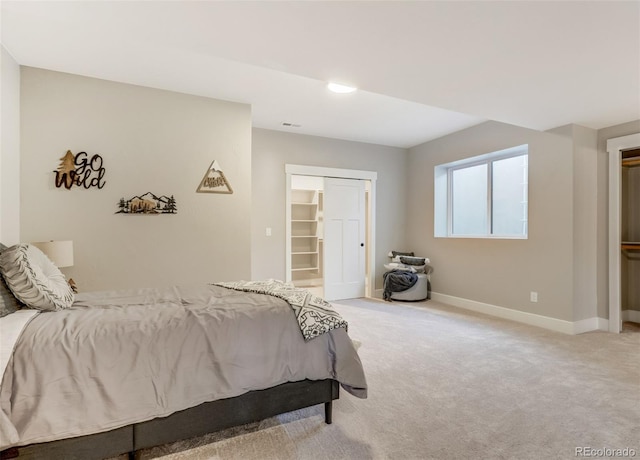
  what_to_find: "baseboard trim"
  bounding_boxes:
[597,317,609,331]
[622,310,640,323]
[430,292,606,335]
[572,317,609,334]
[371,289,608,334]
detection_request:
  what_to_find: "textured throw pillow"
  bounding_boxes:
[0,243,22,317]
[0,243,74,311]
[391,250,414,258]
[399,256,427,266]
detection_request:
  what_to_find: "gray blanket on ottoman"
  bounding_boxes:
[383,270,418,301]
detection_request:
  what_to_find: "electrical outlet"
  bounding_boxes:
[530,291,538,302]
[265,227,272,237]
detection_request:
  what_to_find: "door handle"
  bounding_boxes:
[360,243,364,247]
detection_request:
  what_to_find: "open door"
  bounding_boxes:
[608,133,640,333]
[323,177,366,301]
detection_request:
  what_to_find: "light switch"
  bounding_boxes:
[266,227,272,237]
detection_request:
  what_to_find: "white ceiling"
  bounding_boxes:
[2,1,639,149]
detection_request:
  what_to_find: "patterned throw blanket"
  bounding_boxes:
[213,279,347,341]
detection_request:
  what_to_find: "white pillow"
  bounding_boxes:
[384,263,416,273]
[0,244,74,311]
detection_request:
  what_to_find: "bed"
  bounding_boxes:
[0,244,367,459]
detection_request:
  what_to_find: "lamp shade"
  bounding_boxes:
[31,240,74,268]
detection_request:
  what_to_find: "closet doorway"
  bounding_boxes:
[285,165,376,301]
[608,133,640,333]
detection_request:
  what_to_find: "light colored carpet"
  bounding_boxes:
[123,298,639,460]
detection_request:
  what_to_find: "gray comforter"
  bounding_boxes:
[0,284,367,449]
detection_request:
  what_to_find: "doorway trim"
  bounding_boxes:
[285,164,377,298]
[608,133,640,333]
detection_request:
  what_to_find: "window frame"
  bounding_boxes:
[435,144,528,239]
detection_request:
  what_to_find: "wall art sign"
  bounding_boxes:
[116,192,177,214]
[196,160,233,194]
[54,150,106,190]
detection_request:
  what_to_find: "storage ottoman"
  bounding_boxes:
[390,273,429,301]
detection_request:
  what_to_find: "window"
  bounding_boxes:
[435,145,528,238]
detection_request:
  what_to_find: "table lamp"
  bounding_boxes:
[31,240,77,292]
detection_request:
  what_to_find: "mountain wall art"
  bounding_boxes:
[116,192,177,214]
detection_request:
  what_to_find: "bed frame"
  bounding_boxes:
[0,379,339,460]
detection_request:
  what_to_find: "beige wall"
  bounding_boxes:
[251,128,407,290]
[0,45,20,245]
[20,68,252,291]
[571,125,599,321]
[407,121,575,321]
[547,124,599,322]
[13,65,640,322]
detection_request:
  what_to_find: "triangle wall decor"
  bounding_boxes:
[196,160,233,194]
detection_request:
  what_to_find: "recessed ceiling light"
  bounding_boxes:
[327,82,357,94]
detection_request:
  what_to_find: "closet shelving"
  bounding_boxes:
[291,189,323,274]
[622,157,640,168]
[622,154,640,252]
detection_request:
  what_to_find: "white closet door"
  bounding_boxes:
[323,177,366,301]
